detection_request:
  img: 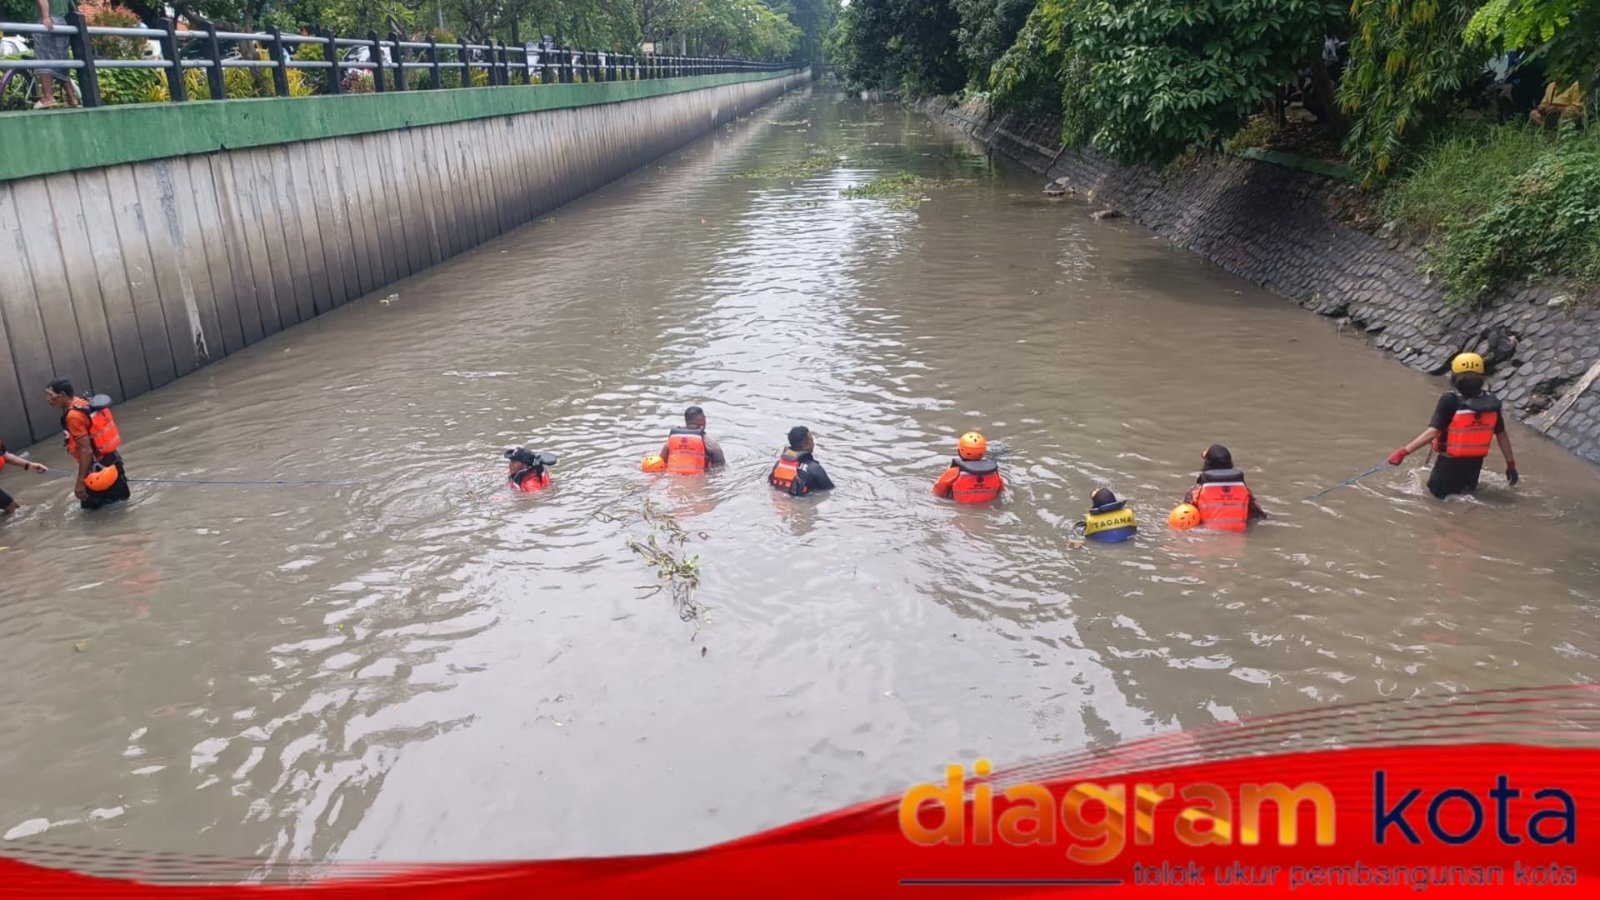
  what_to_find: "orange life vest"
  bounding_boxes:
[62,397,121,461]
[665,427,709,475]
[769,449,809,496]
[509,467,551,493]
[1433,394,1500,459]
[1192,468,1251,533]
[946,458,1001,504]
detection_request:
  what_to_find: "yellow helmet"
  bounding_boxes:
[1451,352,1485,375]
[958,431,988,461]
[640,454,666,473]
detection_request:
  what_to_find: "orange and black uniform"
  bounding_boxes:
[509,467,551,493]
[769,449,834,497]
[932,458,1003,504]
[63,398,130,509]
[1426,391,1504,499]
[1183,469,1265,532]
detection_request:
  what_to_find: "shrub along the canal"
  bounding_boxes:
[1383,121,1600,307]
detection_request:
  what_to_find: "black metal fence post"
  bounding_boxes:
[367,31,385,91]
[63,9,100,107]
[267,27,290,97]
[158,18,186,101]
[391,30,406,91]
[324,31,342,94]
[542,47,556,85]
[203,21,227,99]
[428,37,440,89]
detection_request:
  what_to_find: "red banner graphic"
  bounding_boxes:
[4,686,1597,897]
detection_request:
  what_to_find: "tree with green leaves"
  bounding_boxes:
[953,0,1030,87]
[988,0,1343,165]
[1338,0,1490,183]
[827,0,963,95]
[1466,0,1600,93]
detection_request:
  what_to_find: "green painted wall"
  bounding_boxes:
[0,69,801,183]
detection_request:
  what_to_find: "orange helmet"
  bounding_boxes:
[84,462,120,492]
[958,432,988,461]
[1168,503,1201,530]
[641,454,667,473]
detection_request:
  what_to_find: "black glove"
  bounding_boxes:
[1506,466,1519,486]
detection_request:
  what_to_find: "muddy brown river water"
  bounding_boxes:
[2,86,1598,868]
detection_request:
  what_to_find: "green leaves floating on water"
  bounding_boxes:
[599,490,707,629]
[842,172,970,209]
[731,152,844,180]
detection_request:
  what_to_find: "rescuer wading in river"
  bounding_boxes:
[505,447,558,493]
[1387,352,1518,499]
[1178,444,1267,532]
[0,439,48,515]
[659,405,726,475]
[931,431,1004,504]
[769,426,834,496]
[1080,487,1138,542]
[46,379,130,510]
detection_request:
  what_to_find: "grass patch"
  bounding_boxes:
[1381,121,1600,307]
[1223,116,1277,154]
[841,171,970,208]
[732,151,843,180]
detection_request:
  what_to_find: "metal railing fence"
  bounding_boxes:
[0,15,789,108]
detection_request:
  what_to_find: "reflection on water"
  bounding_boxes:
[1,87,1598,866]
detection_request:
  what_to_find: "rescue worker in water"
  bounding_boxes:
[1182,444,1267,532]
[45,378,130,510]
[0,439,49,515]
[1388,352,1518,499]
[769,426,835,496]
[931,432,1004,504]
[505,448,558,493]
[1080,487,1137,542]
[659,405,726,475]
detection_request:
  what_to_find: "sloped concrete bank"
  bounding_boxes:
[920,96,1600,465]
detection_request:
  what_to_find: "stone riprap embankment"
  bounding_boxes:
[920,96,1600,465]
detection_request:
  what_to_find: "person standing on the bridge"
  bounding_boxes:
[769,426,833,497]
[0,439,49,515]
[32,0,82,109]
[1387,352,1518,499]
[46,379,130,510]
[659,405,725,475]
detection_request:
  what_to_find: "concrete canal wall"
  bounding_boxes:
[922,95,1600,465]
[0,69,807,447]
